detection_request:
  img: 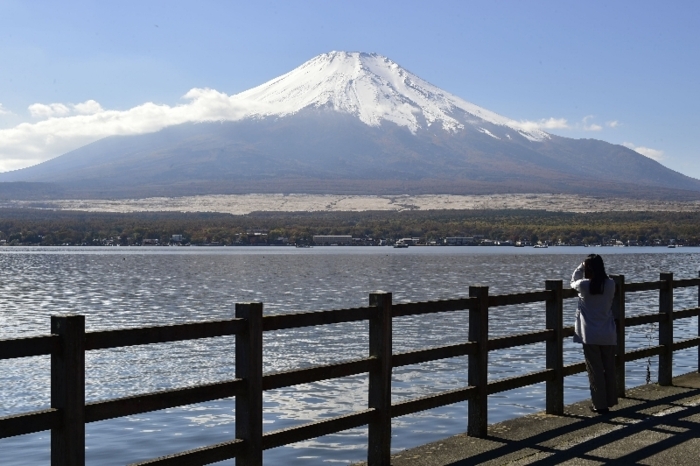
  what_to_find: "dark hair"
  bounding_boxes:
[584,254,608,295]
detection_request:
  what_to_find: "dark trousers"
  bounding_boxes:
[583,344,618,410]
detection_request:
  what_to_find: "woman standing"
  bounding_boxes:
[571,254,618,414]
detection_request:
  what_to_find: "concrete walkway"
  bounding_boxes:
[358,372,700,465]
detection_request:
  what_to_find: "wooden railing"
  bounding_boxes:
[1,272,699,465]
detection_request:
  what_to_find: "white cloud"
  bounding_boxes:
[73,100,104,115]
[515,117,569,132]
[0,104,11,115]
[622,142,665,161]
[517,115,617,133]
[28,103,72,118]
[28,99,105,118]
[0,89,271,172]
[582,115,602,131]
[540,118,569,129]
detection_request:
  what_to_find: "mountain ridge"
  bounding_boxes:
[1,51,698,200]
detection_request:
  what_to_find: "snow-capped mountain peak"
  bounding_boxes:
[233,51,549,141]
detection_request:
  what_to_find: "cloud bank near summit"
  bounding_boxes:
[0,89,273,172]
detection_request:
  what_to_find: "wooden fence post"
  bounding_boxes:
[612,275,626,396]
[468,286,488,437]
[659,273,674,386]
[236,303,263,466]
[368,292,392,466]
[545,280,563,415]
[51,314,85,466]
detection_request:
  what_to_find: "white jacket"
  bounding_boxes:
[571,263,617,345]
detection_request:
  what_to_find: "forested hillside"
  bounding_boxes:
[0,209,698,246]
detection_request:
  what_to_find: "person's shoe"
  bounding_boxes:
[590,405,610,414]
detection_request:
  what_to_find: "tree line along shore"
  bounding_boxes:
[0,208,698,247]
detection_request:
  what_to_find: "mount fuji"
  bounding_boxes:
[2,51,700,199]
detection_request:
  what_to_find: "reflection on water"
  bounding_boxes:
[0,246,698,465]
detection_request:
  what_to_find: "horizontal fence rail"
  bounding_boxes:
[85,319,246,350]
[85,380,246,423]
[391,297,474,317]
[0,335,59,360]
[1,271,699,465]
[262,306,373,331]
[0,409,60,439]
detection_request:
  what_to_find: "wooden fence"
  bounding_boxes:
[1,272,699,466]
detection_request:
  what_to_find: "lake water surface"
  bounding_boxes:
[1,246,699,465]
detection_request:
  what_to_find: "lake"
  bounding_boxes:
[1,246,699,465]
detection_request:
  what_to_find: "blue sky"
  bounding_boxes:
[1,0,698,178]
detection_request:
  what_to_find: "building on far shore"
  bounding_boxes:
[313,235,353,245]
[396,237,421,246]
[444,236,477,246]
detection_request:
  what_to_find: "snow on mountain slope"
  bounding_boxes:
[233,51,549,141]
